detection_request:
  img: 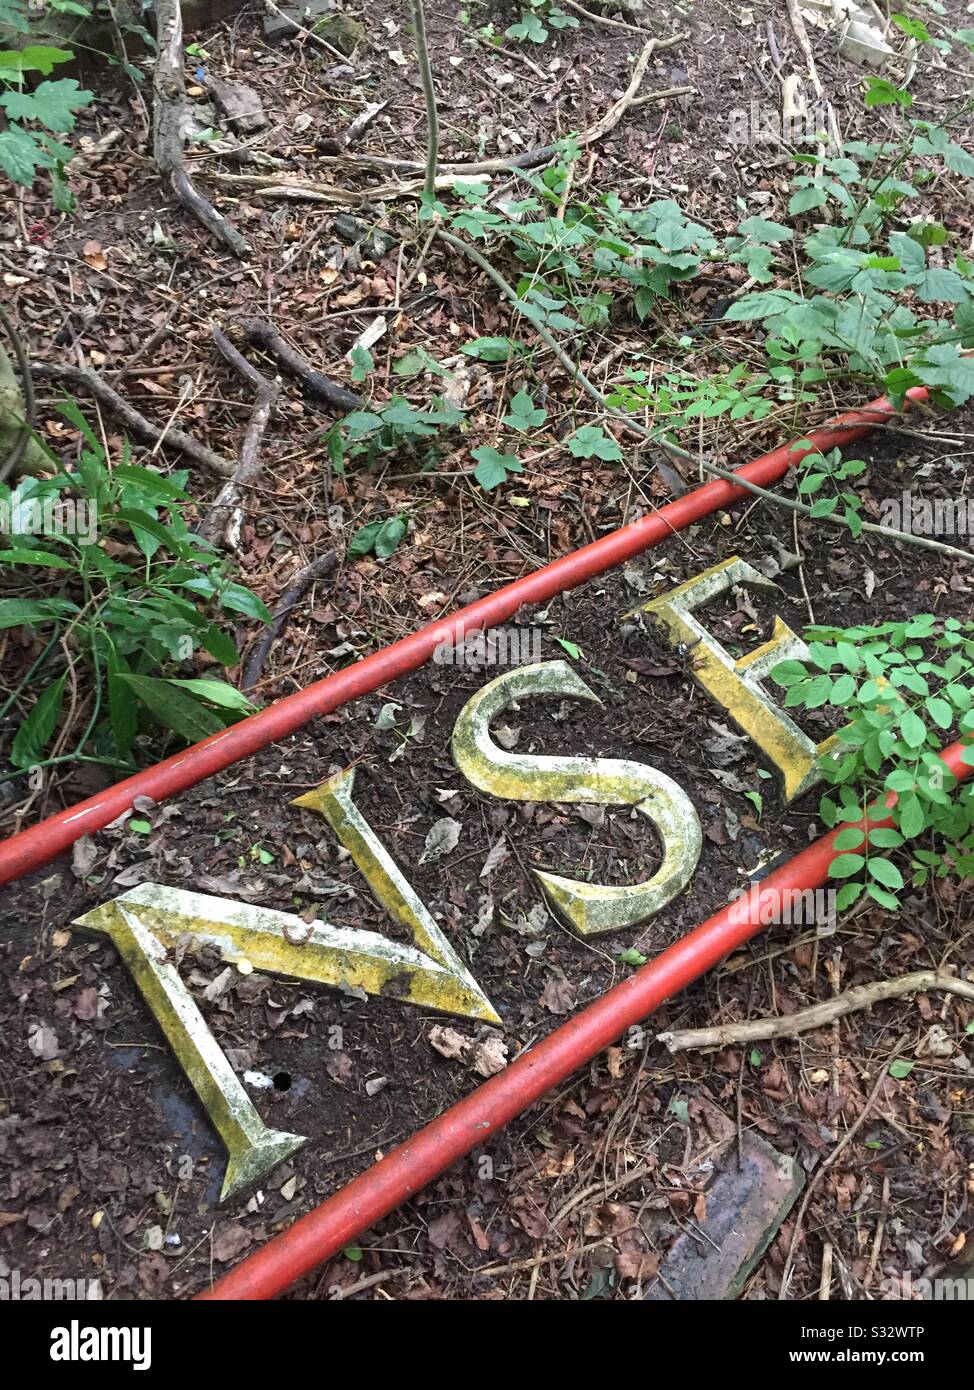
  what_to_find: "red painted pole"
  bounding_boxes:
[0,391,926,885]
[199,740,972,1300]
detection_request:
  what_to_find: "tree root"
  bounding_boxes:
[658,969,974,1052]
[153,0,250,258]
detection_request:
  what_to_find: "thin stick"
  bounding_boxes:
[658,969,974,1052]
[30,361,235,476]
[199,329,278,546]
[560,0,655,34]
[410,0,439,197]
[262,0,350,62]
[818,1242,833,1300]
[153,0,250,257]
[242,551,339,692]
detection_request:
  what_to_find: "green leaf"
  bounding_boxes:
[347,516,408,558]
[789,184,828,215]
[900,709,927,748]
[553,636,581,660]
[461,336,521,362]
[0,45,75,74]
[128,819,152,835]
[471,446,523,490]
[165,679,256,713]
[502,390,547,432]
[119,673,226,744]
[0,124,48,184]
[0,78,93,133]
[830,853,866,878]
[567,426,622,461]
[0,597,76,628]
[618,947,647,966]
[925,696,953,730]
[833,827,865,850]
[888,1058,915,1079]
[737,216,793,243]
[107,647,137,759]
[10,673,66,768]
[218,583,272,622]
[1,547,72,568]
[868,857,904,890]
[835,881,863,911]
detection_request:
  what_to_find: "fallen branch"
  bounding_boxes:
[659,970,974,1052]
[30,362,235,477]
[153,0,250,257]
[242,551,339,692]
[199,329,278,547]
[236,317,362,413]
[263,0,350,62]
[560,0,655,33]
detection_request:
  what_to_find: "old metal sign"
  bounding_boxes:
[73,556,826,1199]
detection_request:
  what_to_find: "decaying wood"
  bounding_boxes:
[153,0,251,257]
[199,329,278,547]
[30,362,235,477]
[658,969,974,1052]
[242,551,339,692]
[236,317,362,412]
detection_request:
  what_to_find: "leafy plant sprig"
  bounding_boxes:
[772,616,974,911]
[0,401,268,780]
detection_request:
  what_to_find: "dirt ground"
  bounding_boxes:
[1,0,973,1301]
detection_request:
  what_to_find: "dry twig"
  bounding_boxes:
[659,969,974,1052]
[242,551,339,692]
[199,330,278,547]
[30,361,235,476]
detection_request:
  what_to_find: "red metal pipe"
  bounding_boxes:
[0,390,926,885]
[200,739,971,1299]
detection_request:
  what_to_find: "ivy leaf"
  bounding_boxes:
[472,446,523,490]
[567,426,622,461]
[0,78,93,132]
[502,390,547,432]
